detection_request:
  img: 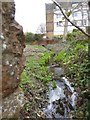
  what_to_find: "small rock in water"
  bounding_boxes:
[54,67,64,76]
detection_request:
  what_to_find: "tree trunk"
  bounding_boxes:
[63,9,68,42]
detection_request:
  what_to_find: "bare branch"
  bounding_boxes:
[52,0,90,37]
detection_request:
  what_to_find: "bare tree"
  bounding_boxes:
[63,8,68,41]
[36,23,46,35]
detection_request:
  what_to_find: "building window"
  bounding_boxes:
[83,19,87,26]
[56,22,63,27]
[82,11,87,18]
[56,14,62,18]
[72,12,77,17]
[73,20,77,26]
[76,20,82,26]
[56,22,59,27]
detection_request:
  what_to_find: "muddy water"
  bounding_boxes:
[43,67,77,118]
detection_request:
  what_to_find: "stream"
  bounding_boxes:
[43,67,77,118]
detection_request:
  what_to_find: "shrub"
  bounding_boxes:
[20,70,31,87]
[39,51,55,66]
[66,30,88,41]
[33,34,43,41]
[25,32,34,43]
[25,32,43,43]
[54,40,88,90]
[53,35,63,40]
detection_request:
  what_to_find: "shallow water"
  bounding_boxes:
[43,77,77,118]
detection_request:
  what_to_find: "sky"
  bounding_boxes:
[15,0,52,33]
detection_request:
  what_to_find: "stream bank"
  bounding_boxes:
[19,44,78,119]
[20,30,89,119]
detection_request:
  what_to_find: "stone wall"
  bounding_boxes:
[2,1,25,98]
[0,0,25,118]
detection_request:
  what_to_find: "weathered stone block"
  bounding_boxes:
[2,88,25,118]
[0,1,25,118]
[1,1,25,98]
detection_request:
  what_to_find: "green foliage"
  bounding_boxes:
[39,51,55,66]
[66,10,72,17]
[66,29,88,41]
[25,32,43,43]
[26,54,52,85]
[53,32,90,117]
[25,32,34,43]
[54,51,66,62]
[66,31,79,41]
[20,47,54,92]
[52,80,57,89]
[72,29,79,32]
[32,65,52,85]
[33,33,43,41]
[20,70,32,87]
[23,102,31,112]
[54,41,88,89]
[53,35,63,40]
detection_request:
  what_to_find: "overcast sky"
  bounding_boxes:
[15,0,52,33]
